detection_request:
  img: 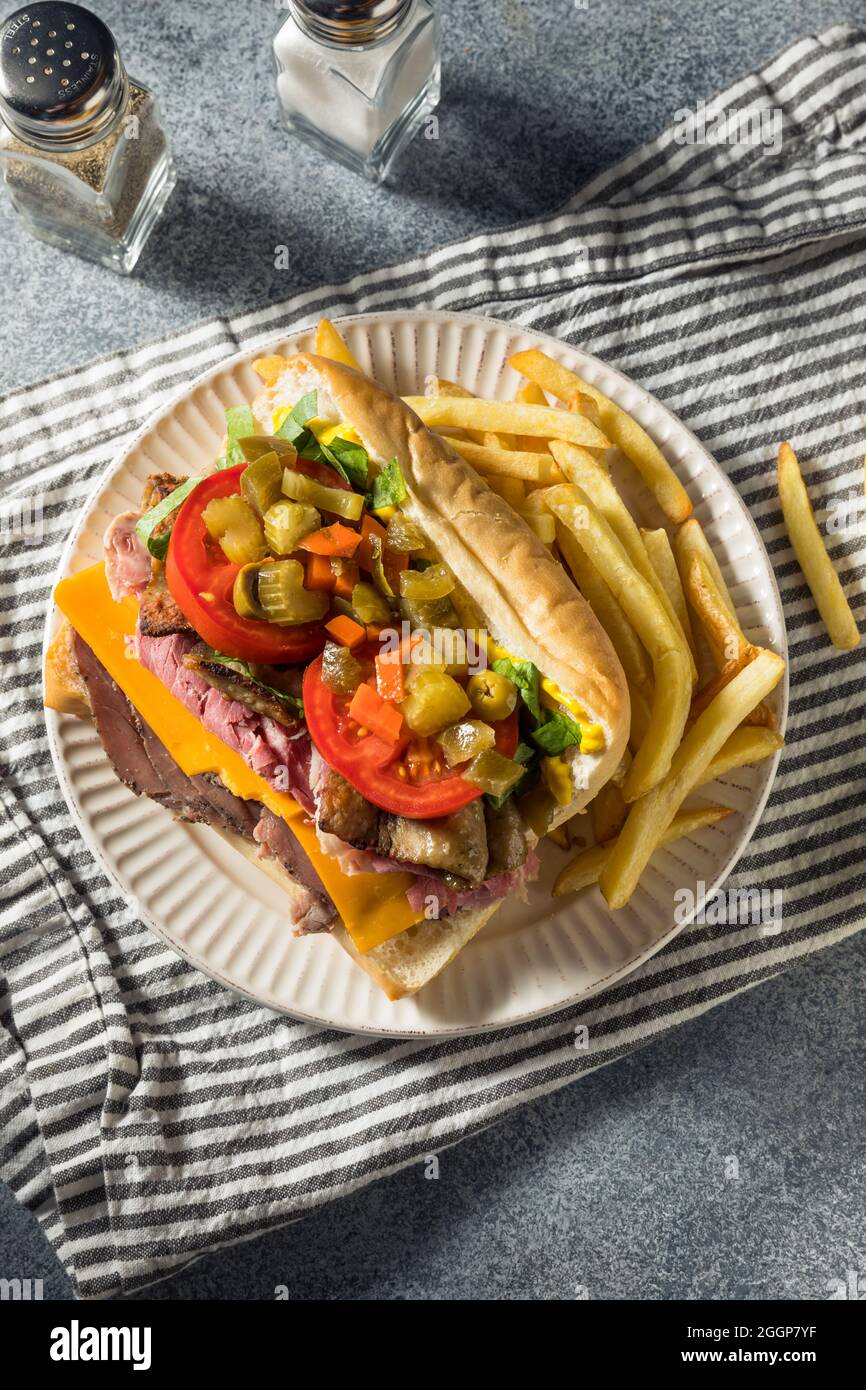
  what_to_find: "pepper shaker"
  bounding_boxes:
[0,2,175,273]
[273,0,440,182]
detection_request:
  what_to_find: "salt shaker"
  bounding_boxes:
[0,2,175,273]
[273,0,440,182]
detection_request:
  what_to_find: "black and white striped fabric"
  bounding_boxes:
[2,25,865,1298]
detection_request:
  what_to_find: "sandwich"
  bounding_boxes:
[46,351,630,999]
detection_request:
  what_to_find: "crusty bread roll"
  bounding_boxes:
[255,353,631,830]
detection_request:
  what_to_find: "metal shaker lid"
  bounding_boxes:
[291,0,412,45]
[0,2,127,148]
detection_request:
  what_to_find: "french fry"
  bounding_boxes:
[315,318,361,372]
[508,347,692,523]
[550,441,697,684]
[591,780,627,845]
[641,527,697,663]
[599,648,786,907]
[555,522,654,694]
[445,436,566,484]
[426,379,512,448]
[685,553,749,667]
[404,395,611,452]
[568,390,602,432]
[515,380,551,452]
[685,555,777,730]
[674,518,737,624]
[522,510,556,544]
[543,484,692,802]
[703,727,783,781]
[554,806,732,897]
[487,475,525,510]
[777,441,860,650]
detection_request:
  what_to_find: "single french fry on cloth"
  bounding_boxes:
[599,648,786,908]
[777,440,860,651]
[403,394,611,451]
[554,519,653,695]
[543,484,692,802]
[554,806,732,897]
[507,347,693,524]
[445,436,566,483]
[641,527,698,663]
[550,441,697,684]
[315,318,362,372]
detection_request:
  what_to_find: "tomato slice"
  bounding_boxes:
[303,651,520,818]
[164,464,326,663]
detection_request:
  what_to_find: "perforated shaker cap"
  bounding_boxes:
[0,2,127,148]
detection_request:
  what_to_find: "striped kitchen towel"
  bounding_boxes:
[1,24,864,1298]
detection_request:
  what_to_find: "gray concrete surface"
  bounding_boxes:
[2,0,865,1300]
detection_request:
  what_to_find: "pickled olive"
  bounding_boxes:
[351,581,392,625]
[368,535,395,598]
[282,467,365,521]
[241,452,284,518]
[202,495,266,566]
[233,563,268,621]
[400,669,471,738]
[257,559,329,625]
[463,748,525,797]
[264,500,320,555]
[238,434,298,465]
[466,669,518,721]
[436,718,496,769]
[321,641,365,695]
[385,512,427,552]
[399,562,455,603]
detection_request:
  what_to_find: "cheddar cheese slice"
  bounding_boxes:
[53,563,423,953]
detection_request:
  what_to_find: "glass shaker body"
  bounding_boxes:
[0,4,175,273]
[273,0,440,182]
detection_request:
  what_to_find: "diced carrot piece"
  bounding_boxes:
[305,553,335,592]
[300,523,361,558]
[326,615,366,649]
[356,514,388,572]
[348,682,405,744]
[375,648,405,702]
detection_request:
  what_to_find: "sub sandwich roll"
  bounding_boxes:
[255,353,631,828]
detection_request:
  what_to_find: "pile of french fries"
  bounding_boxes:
[314,321,860,911]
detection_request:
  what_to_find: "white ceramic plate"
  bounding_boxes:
[44,310,788,1037]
